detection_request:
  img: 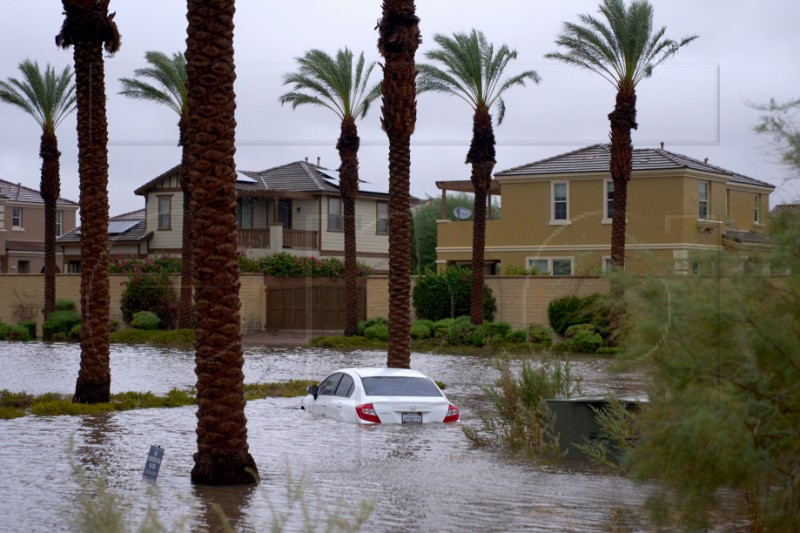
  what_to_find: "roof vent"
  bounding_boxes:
[704,157,709,164]
[660,142,664,150]
[317,156,321,166]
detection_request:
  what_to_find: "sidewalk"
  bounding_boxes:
[241,329,341,347]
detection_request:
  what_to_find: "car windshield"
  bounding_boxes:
[361,376,443,397]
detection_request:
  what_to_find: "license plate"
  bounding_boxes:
[402,412,423,424]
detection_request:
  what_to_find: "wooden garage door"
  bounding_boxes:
[265,276,366,330]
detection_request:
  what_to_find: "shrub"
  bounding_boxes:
[55,299,77,312]
[410,323,432,339]
[363,323,388,341]
[131,311,160,330]
[412,267,496,322]
[120,270,177,329]
[463,325,488,347]
[357,317,385,336]
[547,293,612,339]
[109,254,181,274]
[68,325,81,342]
[238,252,372,278]
[564,329,603,354]
[485,321,512,338]
[502,264,545,276]
[564,323,596,339]
[3,324,31,341]
[43,310,81,341]
[18,320,36,339]
[505,329,528,343]
[528,325,553,347]
[412,319,436,332]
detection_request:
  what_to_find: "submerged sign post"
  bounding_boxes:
[142,445,164,483]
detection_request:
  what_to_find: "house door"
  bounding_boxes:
[279,199,292,229]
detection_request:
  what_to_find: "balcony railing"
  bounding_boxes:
[238,228,270,248]
[283,229,318,250]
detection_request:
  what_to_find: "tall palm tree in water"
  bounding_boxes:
[0,60,76,318]
[378,0,420,369]
[119,51,194,329]
[280,48,381,337]
[418,29,539,325]
[547,0,696,272]
[56,0,120,404]
[186,0,258,485]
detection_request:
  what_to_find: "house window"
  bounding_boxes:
[754,194,760,223]
[328,197,343,231]
[551,182,569,222]
[602,256,613,273]
[236,197,254,229]
[526,257,573,276]
[67,261,81,274]
[604,180,614,221]
[698,182,709,220]
[376,202,388,235]
[55,210,63,236]
[17,260,30,274]
[278,199,293,229]
[158,196,171,230]
[12,207,22,228]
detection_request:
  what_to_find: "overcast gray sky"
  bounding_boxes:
[1,1,798,217]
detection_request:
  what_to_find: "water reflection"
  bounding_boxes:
[0,341,652,532]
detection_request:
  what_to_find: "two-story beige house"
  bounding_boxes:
[436,144,775,275]
[0,179,78,274]
[131,160,393,273]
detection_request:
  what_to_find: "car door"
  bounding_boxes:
[326,373,355,422]
[310,372,343,417]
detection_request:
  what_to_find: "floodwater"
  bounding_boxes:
[0,341,651,532]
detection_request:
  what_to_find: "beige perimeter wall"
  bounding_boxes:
[1,273,609,335]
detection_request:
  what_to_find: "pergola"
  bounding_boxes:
[434,179,501,220]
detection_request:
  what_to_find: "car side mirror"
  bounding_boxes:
[307,385,318,400]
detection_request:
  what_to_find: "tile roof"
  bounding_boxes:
[495,144,775,189]
[57,209,150,244]
[770,204,800,218]
[0,178,78,206]
[5,240,45,253]
[239,161,341,193]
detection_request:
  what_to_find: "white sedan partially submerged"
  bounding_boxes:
[301,367,459,425]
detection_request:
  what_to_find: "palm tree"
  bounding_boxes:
[378,0,420,369]
[186,0,258,485]
[418,30,539,325]
[0,60,75,319]
[546,0,696,272]
[56,0,120,404]
[119,51,193,329]
[280,48,380,337]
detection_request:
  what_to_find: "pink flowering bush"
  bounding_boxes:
[116,255,178,329]
[238,252,371,278]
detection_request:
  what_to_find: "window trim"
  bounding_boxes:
[55,210,63,237]
[754,193,760,223]
[236,197,254,229]
[550,181,570,225]
[602,256,613,273]
[525,256,574,276]
[698,181,709,220]
[327,196,343,232]
[157,195,172,230]
[602,179,614,224]
[11,206,23,229]
[375,201,388,235]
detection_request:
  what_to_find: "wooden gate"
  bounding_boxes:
[264,276,366,330]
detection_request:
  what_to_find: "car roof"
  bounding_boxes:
[335,367,430,379]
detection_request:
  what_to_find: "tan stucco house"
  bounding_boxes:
[0,179,78,274]
[436,144,775,276]
[84,160,395,273]
[58,209,149,272]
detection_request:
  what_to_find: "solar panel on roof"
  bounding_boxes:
[108,220,139,235]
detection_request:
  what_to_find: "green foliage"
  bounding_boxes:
[42,310,80,341]
[357,316,385,336]
[0,323,31,341]
[485,321,511,338]
[619,225,800,530]
[120,270,177,329]
[412,267,496,322]
[68,324,81,342]
[18,320,36,339]
[753,97,800,174]
[109,328,195,346]
[131,311,160,330]
[55,298,77,311]
[463,357,582,461]
[363,323,388,341]
[410,323,432,339]
[243,380,319,400]
[502,264,544,276]
[574,395,642,472]
[0,407,25,419]
[237,252,372,278]
[528,325,553,347]
[562,325,603,353]
[505,329,527,343]
[109,254,181,274]
[307,336,387,350]
[547,293,612,339]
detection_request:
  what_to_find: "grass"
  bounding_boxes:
[308,335,551,356]
[109,328,196,346]
[0,381,317,420]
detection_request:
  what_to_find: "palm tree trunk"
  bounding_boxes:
[186,0,258,485]
[59,0,117,404]
[177,115,194,329]
[379,0,420,369]
[40,131,61,319]
[337,117,360,337]
[466,108,496,325]
[608,87,637,275]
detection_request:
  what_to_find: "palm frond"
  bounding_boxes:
[0,59,76,132]
[118,51,187,117]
